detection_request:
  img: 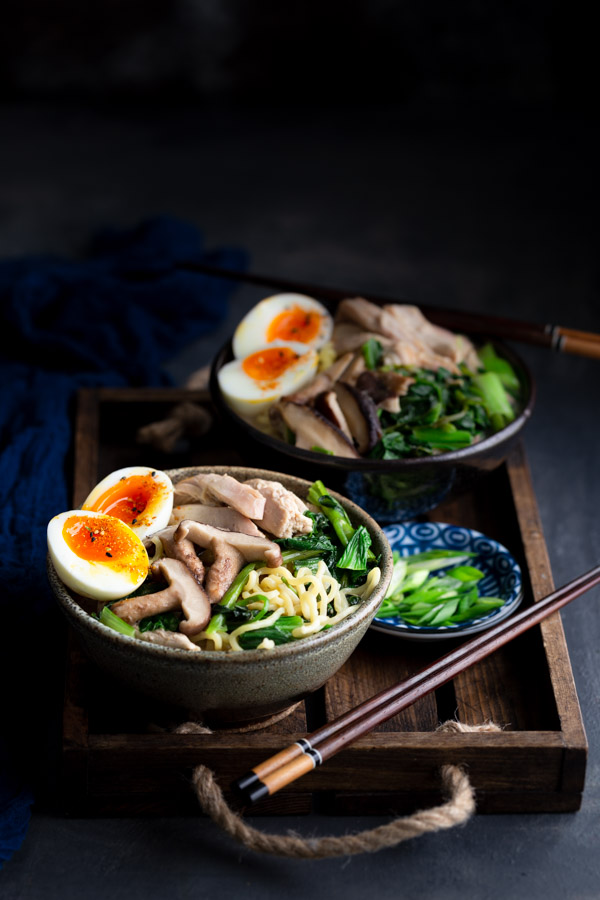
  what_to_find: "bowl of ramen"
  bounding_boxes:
[47,465,392,724]
[210,294,535,520]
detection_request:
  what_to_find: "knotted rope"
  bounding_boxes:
[184,720,500,859]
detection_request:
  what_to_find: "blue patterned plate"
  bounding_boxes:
[372,521,523,641]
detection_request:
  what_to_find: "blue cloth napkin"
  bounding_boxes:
[0,217,247,868]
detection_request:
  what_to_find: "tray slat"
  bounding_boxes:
[60,388,588,815]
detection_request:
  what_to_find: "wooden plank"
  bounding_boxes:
[72,389,99,505]
[61,389,100,811]
[506,444,588,793]
[431,466,537,729]
[323,633,439,733]
[87,731,566,794]
[97,387,210,403]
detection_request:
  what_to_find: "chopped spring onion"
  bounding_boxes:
[100,605,135,637]
[376,550,504,627]
[219,562,259,609]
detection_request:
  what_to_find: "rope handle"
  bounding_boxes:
[186,720,500,859]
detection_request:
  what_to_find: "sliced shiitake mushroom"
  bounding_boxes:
[278,400,359,458]
[333,382,382,454]
[314,391,353,443]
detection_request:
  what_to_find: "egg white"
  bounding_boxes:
[48,510,149,601]
[232,293,332,359]
[82,466,174,539]
[218,341,318,418]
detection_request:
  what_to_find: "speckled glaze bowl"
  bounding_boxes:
[48,466,392,724]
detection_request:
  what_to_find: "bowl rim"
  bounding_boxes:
[209,337,536,471]
[48,465,393,664]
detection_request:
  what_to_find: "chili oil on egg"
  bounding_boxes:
[48,510,149,601]
[82,466,174,539]
[218,340,318,418]
[232,293,333,359]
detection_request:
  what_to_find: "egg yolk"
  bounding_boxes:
[63,515,148,579]
[266,307,322,344]
[83,474,166,528]
[242,347,302,382]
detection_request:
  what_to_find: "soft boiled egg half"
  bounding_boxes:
[82,466,174,539]
[218,340,318,418]
[232,293,333,359]
[48,510,149,601]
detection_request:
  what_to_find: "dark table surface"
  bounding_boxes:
[2,103,599,899]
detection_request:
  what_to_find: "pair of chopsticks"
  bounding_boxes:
[232,565,600,804]
[175,261,600,360]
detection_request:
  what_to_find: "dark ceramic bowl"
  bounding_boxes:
[210,340,535,521]
[48,466,392,725]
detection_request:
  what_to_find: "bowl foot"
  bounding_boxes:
[188,701,302,733]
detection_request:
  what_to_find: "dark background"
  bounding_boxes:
[2,4,600,898]
[0,0,597,113]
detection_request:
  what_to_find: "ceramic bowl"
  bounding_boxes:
[370,521,522,642]
[210,339,535,521]
[48,466,392,725]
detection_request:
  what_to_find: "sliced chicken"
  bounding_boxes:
[169,504,264,537]
[137,629,200,651]
[244,478,312,539]
[173,473,265,520]
[335,298,470,374]
[383,304,478,367]
[384,340,460,373]
[332,322,392,357]
[336,297,405,340]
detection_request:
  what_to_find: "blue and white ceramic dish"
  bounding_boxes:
[372,521,523,642]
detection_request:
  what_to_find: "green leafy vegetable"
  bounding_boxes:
[307,480,355,547]
[472,372,515,431]
[138,611,181,633]
[238,616,304,650]
[337,526,372,571]
[478,342,520,393]
[362,338,384,370]
[219,563,259,609]
[100,605,135,637]
[366,349,522,461]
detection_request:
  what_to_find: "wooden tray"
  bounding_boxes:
[61,388,588,816]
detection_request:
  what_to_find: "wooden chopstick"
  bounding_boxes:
[175,261,600,360]
[232,564,600,804]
